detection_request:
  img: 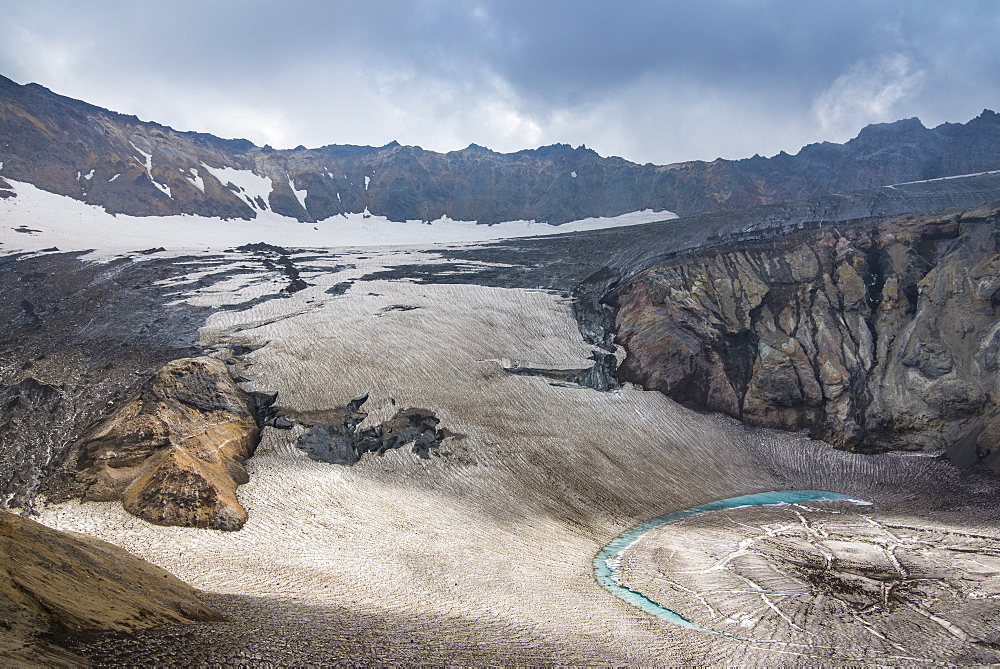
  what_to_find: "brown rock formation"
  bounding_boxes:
[78,357,261,530]
[614,202,1000,461]
[0,508,221,666]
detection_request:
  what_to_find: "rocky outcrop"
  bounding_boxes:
[614,202,1000,463]
[0,251,217,513]
[294,395,450,465]
[0,508,221,666]
[2,74,999,224]
[78,357,261,530]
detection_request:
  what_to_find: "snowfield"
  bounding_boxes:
[0,178,677,258]
[198,164,273,209]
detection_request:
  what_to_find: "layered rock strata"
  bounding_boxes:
[614,202,1000,462]
[0,508,220,666]
[77,357,261,530]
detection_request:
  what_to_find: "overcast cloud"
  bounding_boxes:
[1,0,998,164]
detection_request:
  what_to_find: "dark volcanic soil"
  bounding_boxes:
[0,251,218,509]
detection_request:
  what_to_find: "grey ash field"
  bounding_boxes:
[2,175,1000,665]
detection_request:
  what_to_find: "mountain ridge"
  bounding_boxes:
[1,74,999,225]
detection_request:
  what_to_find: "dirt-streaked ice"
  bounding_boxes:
[31,244,993,665]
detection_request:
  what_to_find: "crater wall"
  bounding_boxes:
[614,201,1000,461]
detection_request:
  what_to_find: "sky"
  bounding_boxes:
[0,0,998,165]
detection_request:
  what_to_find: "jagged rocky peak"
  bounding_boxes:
[964,108,1000,129]
[850,116,930,144]
[613,200,1000,466]
[455,142,494,154]
[3,74,1000,225]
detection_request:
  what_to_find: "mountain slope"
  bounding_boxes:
[0,508,220,666]
[1,74,999,224]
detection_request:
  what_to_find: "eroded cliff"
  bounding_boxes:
[614,201,1000,463]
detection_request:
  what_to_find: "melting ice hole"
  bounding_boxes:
[593,490,868,638]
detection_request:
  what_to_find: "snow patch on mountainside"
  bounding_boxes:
[0,179,677,257]
[186,167,205,193]
[129,141,173,198]
[201,164,273,209]
[890,170,1000,187]
[130,142,153,177]
[288,177,308,211]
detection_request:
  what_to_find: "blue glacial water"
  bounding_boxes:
[593,489,865,636]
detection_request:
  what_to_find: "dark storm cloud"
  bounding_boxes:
[483,1,891,102]
[462,1,1000,113]
[1,0,998,163]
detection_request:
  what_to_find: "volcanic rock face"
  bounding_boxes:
[78,357,261,530]
[2,74,1000,224]
[0,508,220,665]
[614,202,1000,459]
